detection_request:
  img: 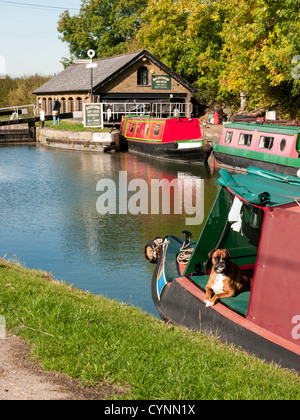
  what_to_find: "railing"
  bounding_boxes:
[102,103,151,122]
[0,104,37,119]
[102,102,192,123]
[151,102,193,118]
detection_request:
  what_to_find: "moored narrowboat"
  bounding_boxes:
[120,115,212,163]
[213,120,300,176]
[146,167,300,372]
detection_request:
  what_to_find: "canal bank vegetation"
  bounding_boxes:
[58,0,300,119]
[0,75,51,109]
[42,120,111,132]
[0,257,299,400]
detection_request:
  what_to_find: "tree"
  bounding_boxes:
[57,0,148,60]
[219,0,300,117]
[136,0,225,104]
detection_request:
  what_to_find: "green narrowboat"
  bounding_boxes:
[146,167,300,372]
[213,121,300,176]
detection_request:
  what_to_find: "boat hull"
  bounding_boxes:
[213,150,300,176]
[126,138,212,164]
[152,243,300,373]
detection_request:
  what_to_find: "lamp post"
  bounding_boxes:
[86,49,97,102]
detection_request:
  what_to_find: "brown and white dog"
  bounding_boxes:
[204,249,252,307]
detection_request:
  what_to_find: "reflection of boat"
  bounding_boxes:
[146,167,300,372]
[213,120,300,176]
[120,115,212,163]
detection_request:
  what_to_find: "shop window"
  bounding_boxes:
[238,133,252,146]
[137,66,149,86]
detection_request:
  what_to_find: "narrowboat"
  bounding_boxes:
[213,120,300,176]
[120,115,212,163]
[145,167,300,372]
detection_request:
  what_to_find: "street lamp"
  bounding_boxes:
[86,49,97,102]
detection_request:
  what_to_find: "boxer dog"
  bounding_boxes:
[204,249,252,307]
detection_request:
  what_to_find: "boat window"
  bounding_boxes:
[280,139,286,152]
[144,123,150,136]
[136,123,141,134]
[258,136,274,150]
[129,122,135,134]
[238,133,252,146]
[153,124,161,136]
[224,131,233,143]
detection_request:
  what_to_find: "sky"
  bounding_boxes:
[0,0,83,77]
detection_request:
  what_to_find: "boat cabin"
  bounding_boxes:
[214,121,300,176]
[120,116,202,144]
[184,167,300,347]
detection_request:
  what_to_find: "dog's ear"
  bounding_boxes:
[225,249,231,258]
[208,248,217,258]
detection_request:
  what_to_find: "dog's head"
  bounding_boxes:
[208,249,231,274]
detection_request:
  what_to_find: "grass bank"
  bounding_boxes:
[0,258,299,400]
[42,120,111,132]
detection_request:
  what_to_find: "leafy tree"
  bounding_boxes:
[219,0,300,117]
[0,75,51,109]
[57,0,148,60]
[137,0,225,104]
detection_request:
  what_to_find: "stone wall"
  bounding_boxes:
[37,127,120,152]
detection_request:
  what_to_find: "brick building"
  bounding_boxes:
[33,49,200,120]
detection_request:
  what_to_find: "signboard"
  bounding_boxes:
[86,63,97,69]
[152,75,171,90]
[84,103,103,128]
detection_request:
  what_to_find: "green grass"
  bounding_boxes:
[42,120,111,132]
[0,257,299,400]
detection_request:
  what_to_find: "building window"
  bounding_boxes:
[42,98,47,113]
[258,136,274,150]
[76,97,82,111]
[48,98,52,114]
[61,98,66,113]
[137,66,149,85]
[68,97,74,113]
[238,133,252,147]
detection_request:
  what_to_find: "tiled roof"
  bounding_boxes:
[33,50,196,94]
[34,50,144,94]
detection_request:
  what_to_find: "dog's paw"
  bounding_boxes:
[205,299,214,308]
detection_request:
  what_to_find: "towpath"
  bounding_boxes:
[0,333,123,400]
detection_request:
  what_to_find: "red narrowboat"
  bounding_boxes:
[213,120,300,176]
[146,167,300,372]
[120,115,212,163]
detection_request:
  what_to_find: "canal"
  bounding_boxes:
[0,145,220,317]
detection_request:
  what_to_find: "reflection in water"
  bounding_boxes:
[0,145,220,316]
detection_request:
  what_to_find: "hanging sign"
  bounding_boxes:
[152,75,171,90]
[84,103,103,128]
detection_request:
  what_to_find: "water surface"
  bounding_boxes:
[0,145,220,316]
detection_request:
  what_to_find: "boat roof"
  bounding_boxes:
[224,121,300,136]
[218,167,300,208]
